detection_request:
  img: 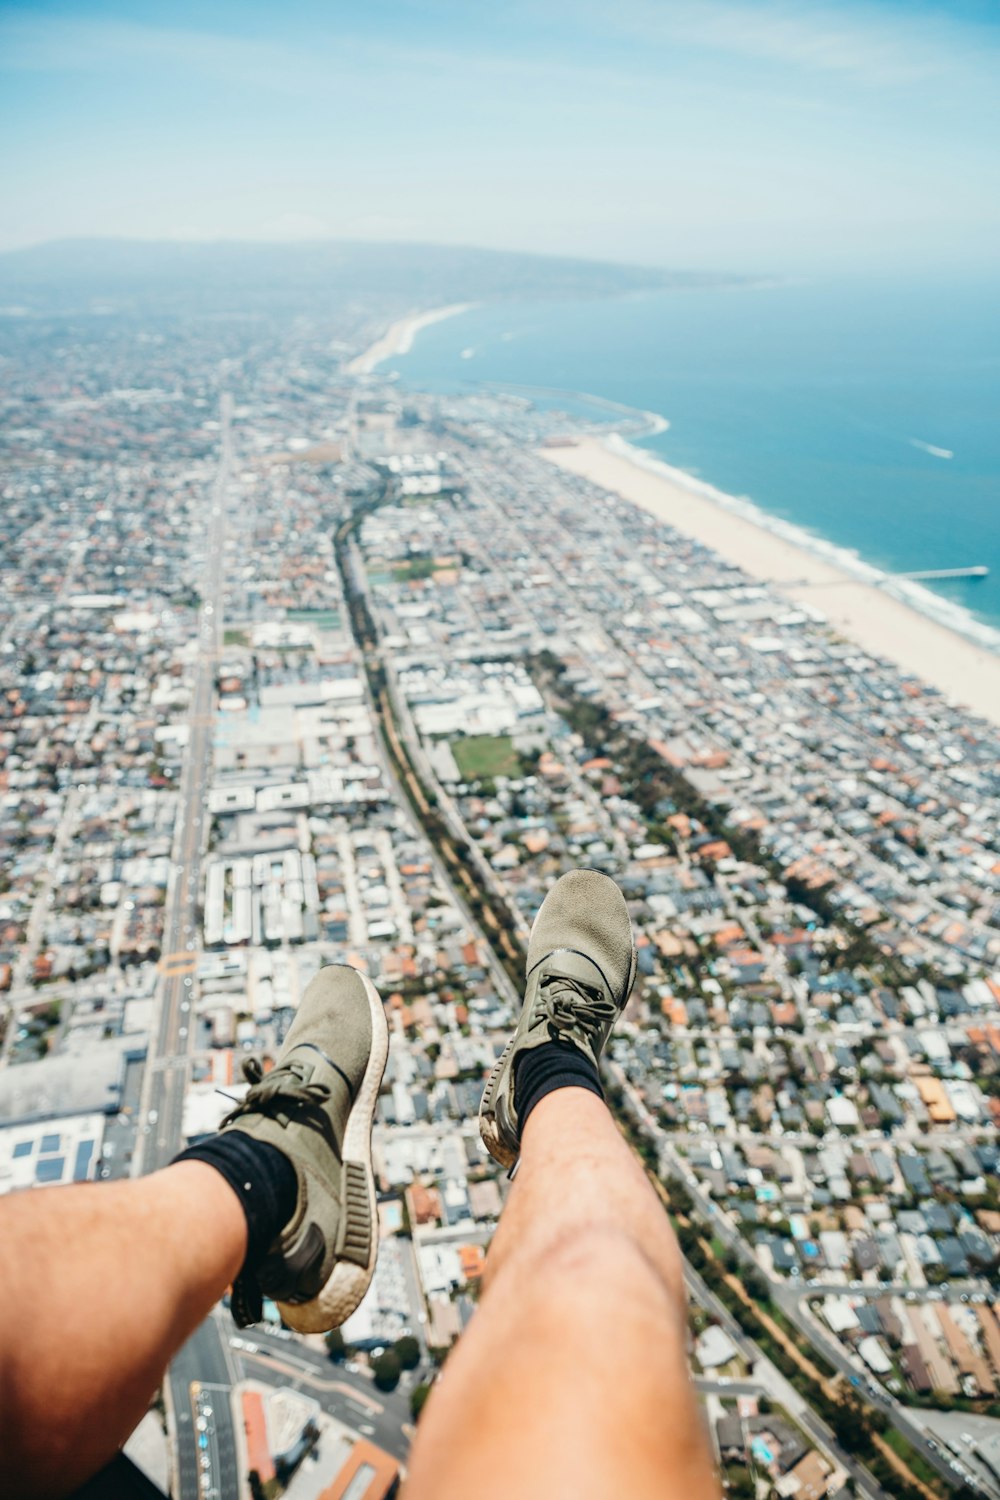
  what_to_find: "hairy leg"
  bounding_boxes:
[405,1088,719,1500]
[0,1162,246,1497]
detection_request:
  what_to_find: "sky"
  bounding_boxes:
[1,0,999,273]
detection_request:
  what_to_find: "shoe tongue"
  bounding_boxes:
[262,1046,355,1149]
[534,948,611,996]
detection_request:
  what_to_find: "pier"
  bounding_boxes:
[897,566,989,581]
[778,564,989,589]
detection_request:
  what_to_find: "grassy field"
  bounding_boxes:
[392,556,436,581]
[286,608,341,629]
[451,733,521,781]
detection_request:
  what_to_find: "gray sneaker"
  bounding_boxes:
[479,870,637,1168]
[221,964,388,1333]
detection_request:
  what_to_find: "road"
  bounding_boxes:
[136,393,232,1177]
[227,1326,410,1462]
[786,1280,990,1305]
[696,1376,774,1398]
[399,1237,430,1358]
[169,1319,241,1500]
[131,398,239,1500]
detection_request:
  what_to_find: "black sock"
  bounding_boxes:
[514,1041,604,1130]
[173,1133,297,1272]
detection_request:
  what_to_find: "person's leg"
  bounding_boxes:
[405,1087,719,1500]
[1,964,388,1499]
[0,1161,245,1497]
[410,870,717,1499]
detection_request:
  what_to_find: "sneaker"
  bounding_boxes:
[479,869,636,1168]
[220,964,388,1332]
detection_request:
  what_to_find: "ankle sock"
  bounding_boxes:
[514,1041,604,1130]
[173,1132,297,1272]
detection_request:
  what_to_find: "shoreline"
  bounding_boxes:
[543,434,1000,729]
[346,302,476,375]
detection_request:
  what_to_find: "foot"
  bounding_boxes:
[480,870,636,1168]
[220,964,388,1332]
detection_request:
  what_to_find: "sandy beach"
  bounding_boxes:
[347,302,475,375]
[544,437,1000,729]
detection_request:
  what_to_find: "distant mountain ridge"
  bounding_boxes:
[0,237,751,314]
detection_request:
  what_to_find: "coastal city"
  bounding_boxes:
[1,298,999,1500]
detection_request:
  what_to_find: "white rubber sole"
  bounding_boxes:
[479,1038,517,1170]
[278,972,389,1333]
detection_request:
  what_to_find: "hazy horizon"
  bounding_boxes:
[1,0,999,276]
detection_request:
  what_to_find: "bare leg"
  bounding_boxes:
[405,1088,719,1500]
[0,1162,246,1497]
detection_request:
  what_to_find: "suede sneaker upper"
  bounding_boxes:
[480,870,636,1169]
[219,964,388,1333]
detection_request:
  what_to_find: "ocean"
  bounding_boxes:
[388,276,1000,646]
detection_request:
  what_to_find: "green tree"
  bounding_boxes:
[325,1327,345,1361]
[372,1349,401,1392]
[395,1335,420,1371]
[669,1180,693,1216]
[724,1463,756,1500]
[410,1382,432,1420]
[832,1396,872,1455]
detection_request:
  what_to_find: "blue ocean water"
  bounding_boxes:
[390,278,1000,637]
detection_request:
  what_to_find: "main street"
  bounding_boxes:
[133,396,239,1500]
[137,392,232,1177]
[169,1318,241,1500]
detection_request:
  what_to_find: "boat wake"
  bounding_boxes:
[910,438,954,459]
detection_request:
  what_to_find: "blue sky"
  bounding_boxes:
[1,0,998,271]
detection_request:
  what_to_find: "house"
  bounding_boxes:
[716,1414,745,1463]
[696,1325,738,1370]
[776,1451,831,1500]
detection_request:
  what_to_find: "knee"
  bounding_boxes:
[555,1224,679,1300]
[497,1223,685,1327]
[545,1224,650,1281]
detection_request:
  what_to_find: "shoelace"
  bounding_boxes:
[530,974,618,1043]
[220,1055,331,1129]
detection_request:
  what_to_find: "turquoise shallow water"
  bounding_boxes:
[390,277,1000,637]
